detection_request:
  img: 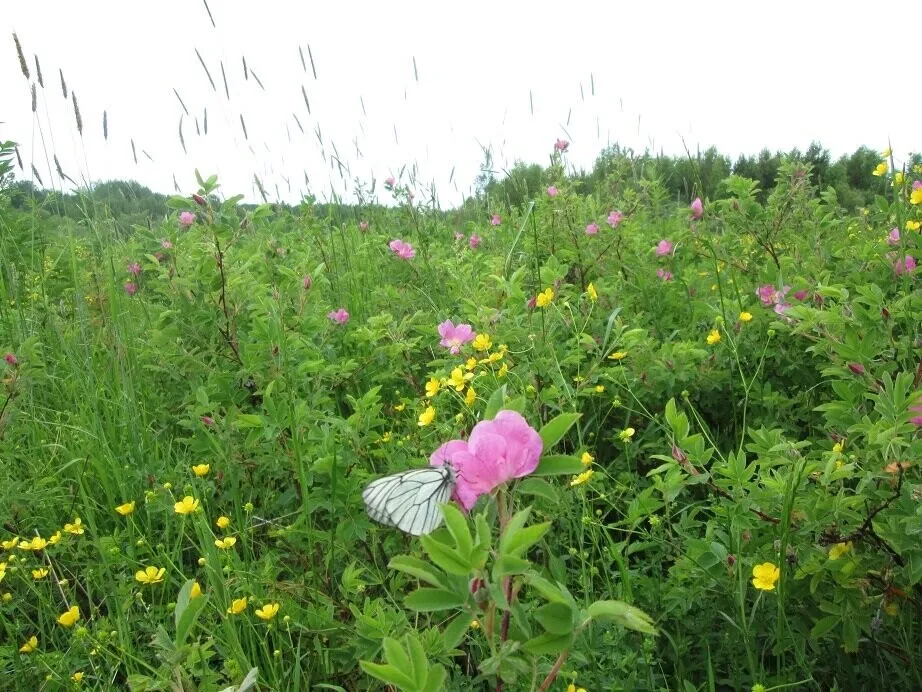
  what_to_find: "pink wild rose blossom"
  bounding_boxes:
[178,211,196,228]
[607,210,623,228]
[690,197,703,220]
[328,308,350,324]
[655,240,674,256]
[389,239,416,259]
[430,410,543,510]
[585,223,599,236]
[437,320,475,354]
[5,353,18,366]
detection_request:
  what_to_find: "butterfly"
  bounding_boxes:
[362,465,456,536]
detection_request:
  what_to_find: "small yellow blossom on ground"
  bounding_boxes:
[885,602,899,616]
[882,147,892,157]
[1,537,18,550]
[255,602,280,620]
[465,357,478,371]
[215,536,237,550]
[216,516,231,529]
[570,469,594,487]
[587,283,598,302]
[535,287,554,308]
[380,431,392,443]
[190,581,203,598]
[894,171,904,186]
[707,328,721,345]
[832,439,845,454]
[64,518,85,535]
[174,496,200,515]
[497,363,508,378]
[739,311,753,322]
[751,562,780,591]
[71,672,84,683]
[828,541,853,560]
[394,402,406,411]
[608,351,627,360]
[49,531,62,544]
[449,367,472,391]
[418,406,436,426]
[192,463,210,477]
[58,605,80,627]
[472,333,492,351]
[135,566,166,585]
[19,636,38,653]
[566,684,588,692]
[227,597,248,615]
[470,619,480,629]
[425,377,441,397]
[115,501,136,516]
[19,536,48,551]
[595,385,605,393]
[581,452,594,465]
[619,427,635,442]
[464,387,476,406]
[2,592,11,602]
[32,568,49,579]
[906,220,921,231]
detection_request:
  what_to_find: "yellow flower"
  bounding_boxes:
[19,635,38,653]
[425,376,441,397]
[418,406,436,427]
[32,567,49,580]
[216,516,231,529]
[911,189,922,205]
[464,386,476,407]
[465,357,478,371]
[472,333,492,351]
[191,463,210,477]
[19,536,48,551]
[58,605,81,627]
[828,541,853,560]
[587,283,598,302]
[64,518,85,535]
[608,351,627,361]
[1,537,18,550]
[619,427,635,442]
[570,469,594,487]
[215,536,237,550]
[174,496,200,515]
[255,602,280,620]
[566,685,588,692]
[380,431,392,443]
[882,147,892,158]
[497,363,508,378]
[470,619,480,630]
[906,220,921,231]
[190,581,203,599]
[739,311,753,323]
[535,287,554,308]
[706,328,721,345]
[832,439,845,454]
[594,385,605,393]
[227,597,248,615]
[872,162,888,177]
[449,367,472,391]
[485,351,503,364]
[135,566,166,585]
[581,451,594,465]
[115,501,136,516]
[394,402,406,411]
[71,672,84,683]
[751,562,780,591]
[894,171,904,186]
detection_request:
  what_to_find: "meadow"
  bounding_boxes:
[2,135,921,691]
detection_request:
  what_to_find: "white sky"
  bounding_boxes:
[3,1,918,207]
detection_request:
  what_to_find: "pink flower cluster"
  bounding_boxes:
[690,198,703,220]
[607,210,623,228]
[491,214,501,226]
[655,240,674,257]
[585,223,598,236]
[328,308,349,324]
[430,410,543,510]
[389,239,415,259]
[179,211,196,228]
[437,320,475,354]
[893,255,917,276]
[554,139,569,153]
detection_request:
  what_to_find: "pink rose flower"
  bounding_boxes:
[437,320,475,354]
[359,221,369,231]
[124,282,139,295]
[127,262,142,276]
[887,228,901,246]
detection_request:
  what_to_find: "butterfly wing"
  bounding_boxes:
[362,467,454,536]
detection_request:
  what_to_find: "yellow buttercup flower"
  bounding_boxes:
[425,377,441,397]
[380,431,392,443]
[58,605,81,627]
[535,287,554,308]
[472,333,492,352]
[882,147,892,158]
[71,672,84,683]
[497,363,508,378]
[115,501,136,516]
[594,385,605,393]
[394,402,406,411]
[190,581,203,599]
[706,328,721,345]
[570,469,594,487]
[608,351,627,361]
[418,406,436,427]
[581,452,594,465]
[906,220,921,231]
[464,386,476,407]
[227,597,248,615]
[19,636,38,653]
[174,496,200,515]
[587,283,598,302]
[894,171,904,186]
[828,541,853,560]
[63,518,84,535]
[135,566,166,585]
[912,189,922,205]
[470,619,480,629]
[32,568,49,580]
[449,367,472,391]
[215,536,237,550]
[465,357,478,371]
[255,602,281,620]
[872,162,888,177]
[739,311,753,323]
[20,536,48,551]
[1,537,18,550]
[191,463,210,477]
[751,562,780,591]
[619,427,635,442]
[216,516,231,529]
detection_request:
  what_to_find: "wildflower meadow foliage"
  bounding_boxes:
[1,139,922,691]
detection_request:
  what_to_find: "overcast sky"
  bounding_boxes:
[4,1,918,207]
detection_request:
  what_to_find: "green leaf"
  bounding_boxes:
[359,662,416,689]
[442,613,472,650]
[382,637,412,673]
[516,477,559,502]
[585,600,657,635]
[526,575,568,604]
[420,534,472,575]
[405,588,468,612]
[492,554,532,578]
[532,454,585,477]
[538,412,581,450]
[535,602,575,635]
[522,631,574,656]
[500,511,550,558]
[423,665,447,692]
[441,504,474,560]
[174,580,207,647]
[484,386,507,420]
[810,615,840,639]
[406,634,427,689]
[388,556,445,588]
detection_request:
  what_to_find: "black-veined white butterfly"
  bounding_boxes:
[362,465,456,536]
